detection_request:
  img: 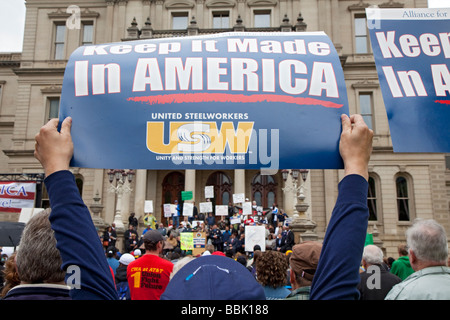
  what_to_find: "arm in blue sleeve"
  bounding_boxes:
[310,174,369,300]
[46,170,118,300]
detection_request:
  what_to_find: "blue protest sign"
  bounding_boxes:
[367,8,450,152]
[60,32,348,170]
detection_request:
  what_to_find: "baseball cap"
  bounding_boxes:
[143,229,164,242]
[290,241,322,282]
[119,253,135,265]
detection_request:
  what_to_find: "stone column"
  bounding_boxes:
[185,169,196,200]
[105,1,115,43]
[115,0,128,41]
[142,0,151,26]
[155,0,164,29]
[134,170,147,219]
[234,169,245,195]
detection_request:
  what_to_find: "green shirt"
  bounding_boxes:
[284,286,310,300]
[390,256,414,280]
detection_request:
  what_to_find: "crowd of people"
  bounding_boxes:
[1,113,449,301]
[111,202,294,257]
[96,204,298,300]
[2,212,449,301]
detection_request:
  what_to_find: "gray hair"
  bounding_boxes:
[170,256,195,280]
[362,244,384,265]
[406,219,448,264]
[15,208,65,283]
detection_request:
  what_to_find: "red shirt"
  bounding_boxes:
[244,217,254,225]
[127,254,174,300]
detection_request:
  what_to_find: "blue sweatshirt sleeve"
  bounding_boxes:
[310,174,369,300]
[45,170,118,300]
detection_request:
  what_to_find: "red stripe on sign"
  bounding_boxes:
[0,207,22,213]
[127,93,344,109]
[0,182,36,200]
[0,192,35,200]
[435,100,450,105]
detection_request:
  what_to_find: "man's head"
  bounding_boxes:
[397,244,408,256]
[15,209,65,284]
[362,245,384,269]
[406,219,448,271]
[289,241,322,289]
[143,229,165,253]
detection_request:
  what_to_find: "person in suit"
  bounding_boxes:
[278,225,295,253]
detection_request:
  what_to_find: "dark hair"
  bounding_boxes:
[398,244,408,256]
[144,239,161,251]
[236,255,247,267]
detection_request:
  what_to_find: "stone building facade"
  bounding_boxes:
[0,0,449,258]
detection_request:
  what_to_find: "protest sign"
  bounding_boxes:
[181,190,193,200]
[193,231,207,256]
[365,233,374,246]
[230,216,241,225]
[233,193,245,204]
[163,203,172,217]
[0,182,36,213]
[199,201,212,213]
[144,200,153,213]
[183,202,193,216]
[60,32,348,170]
[180,232,194,250]
[215,205,228,216]
[366,8,450,152]
[245,226,266,251]
[242,201,252,215]
[204,185,214,198]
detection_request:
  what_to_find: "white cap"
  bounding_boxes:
[119,253,135,265]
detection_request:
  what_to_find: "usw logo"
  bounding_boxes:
[146,121,254,154]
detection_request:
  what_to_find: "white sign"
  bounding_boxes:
[242,201,252,215]
[205,185,214,199]
[230,216,241,225]
[199,201,213,213]
[245,226,266,252]
[215,205,228,216]
[144,200,153,213]
[233,193,245,204]
[163,203,172,217]
[183,202,194,216]
[0,182,36,213]
[19,207,44,223]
